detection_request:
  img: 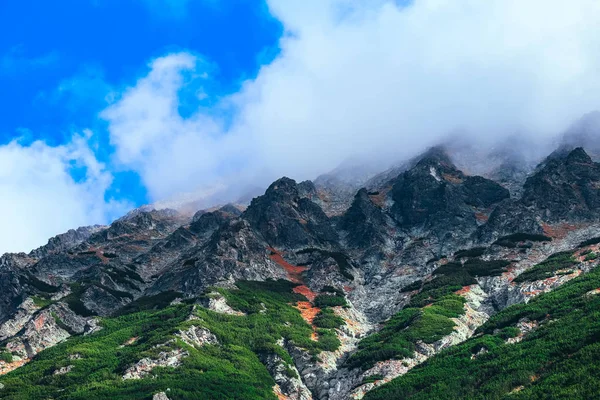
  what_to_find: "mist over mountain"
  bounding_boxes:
[4,1,600,399]
[2,135,600,399]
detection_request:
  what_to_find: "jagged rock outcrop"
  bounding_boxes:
[0,298,39,341]
[244,177,338,249]
[29,225,106,259]
[393,158,495,256]
[261,351,313,400]
[81,285,131,316]
[521,147,600,222]
[4,139,600,399]
[339,189,394,250]
[148,219,287,296]
[123,348,189,380]
[390,148,509,242]
[476,199,543,242]
[176,325,218,348]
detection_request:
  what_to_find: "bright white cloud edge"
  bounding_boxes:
[103,0,600,203]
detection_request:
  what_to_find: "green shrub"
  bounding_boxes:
[498,326,520,339]
[314,309,345,329]
[19,274,60,293]
[362,374,385,384]
[0,280,333,400]
[31,295,53,308]
[364,260,600,400]
[578,236,600,248]
[463,259,510,277]
[401,280,423,292]
[0,351,13,363]
[514,251,577,283]
[314,294,348,308]
[585,252,598,261]
[453,247,487,258]
[317,329,341,352]
[346,295,466,370]
[115,291,182,316]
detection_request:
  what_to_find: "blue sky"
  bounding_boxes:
[1,0,600,254]
[0,0,281,206]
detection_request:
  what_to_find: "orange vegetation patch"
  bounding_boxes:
[542,223,580,239]
[293,285,317,302]
[33,313,47,331]
[504,265,519,282]
[475,212,489,223]
[0,359,29,375]
[455,286,472,296]
[297,301,320,324]
[442,173,464,184]
[296,301,321,341]
[268,247,321,339]
[268,248,307,284]
[273,384,290,400]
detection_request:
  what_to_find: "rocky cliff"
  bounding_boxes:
[1,145,600,400]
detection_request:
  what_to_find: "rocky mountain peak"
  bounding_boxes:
[522,147,600,222]
[29,225,106,259]
[6,138,600,400]
[566,146,594,164]
[243,177,337,249]
[263,177,301,200]
[390,147,508,233]
[413,145,455,170]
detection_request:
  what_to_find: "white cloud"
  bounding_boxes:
[0,132,129,255]
[103,0,600,203]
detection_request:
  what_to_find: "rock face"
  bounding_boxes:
[3,143,600,398]
[176,326,219,348]
[244,177,338,250]
[390,147,509,242]
[29,225,106,259]
[522,147,600,221]
[123,348,189,380]
[262,351,313,400]
[339,189,393,250]
[476,200,544,242]
[0,298,39,341]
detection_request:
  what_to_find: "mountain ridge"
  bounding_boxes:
[1,144,600,399]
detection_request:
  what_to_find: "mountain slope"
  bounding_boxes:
[1,146,600,399]
[365,246,600,400]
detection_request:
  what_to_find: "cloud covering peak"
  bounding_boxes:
[101,0,600,204]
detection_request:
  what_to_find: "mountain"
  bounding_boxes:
[1,144,600,399]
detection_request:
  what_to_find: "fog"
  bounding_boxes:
[101,0,600,207]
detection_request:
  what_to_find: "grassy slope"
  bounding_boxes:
[365,264,600,400]
[345,257,510,370]
[0,280,337,400]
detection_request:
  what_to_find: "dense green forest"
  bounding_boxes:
[0,280,337,400]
